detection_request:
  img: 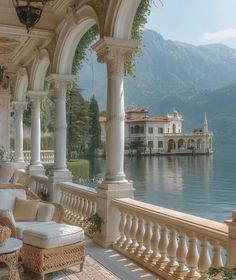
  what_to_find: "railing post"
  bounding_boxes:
[225,210,236,268]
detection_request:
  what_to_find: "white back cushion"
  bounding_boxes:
[0,189,27,211]
[36,203,55,222]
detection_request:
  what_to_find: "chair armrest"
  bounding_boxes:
[51,202,64,223]
[0,217,17,238]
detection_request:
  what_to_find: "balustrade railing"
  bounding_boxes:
[12,150,54,164]
[30,175,50,200]
[58,182,97,233]
[113,198,229,280]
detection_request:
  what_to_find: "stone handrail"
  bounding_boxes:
[58,182,97,232]
[113,198,229,279]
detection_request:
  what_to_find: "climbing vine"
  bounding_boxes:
[72,25,99,75]
[72,0,161,77]
[125,0,162,76]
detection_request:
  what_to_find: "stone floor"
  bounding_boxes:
[0,255,119,280]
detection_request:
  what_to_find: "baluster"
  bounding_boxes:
[143,220,152,259]
[117,211,126,246]
[75,197,82,223]
[198,237,211,280]
[67,193,74,221]
[129,216,138,253]
[78,197,84,224]
[64,192,70,219]
[123,213,132,248]
[175,231,188,278]
[91,201,96,216]
[82,198,88,225]
[150,222,160,263]
[70,194,77,222]
[86,200,93,218]
[59,190,65,205]
[135,218,145,256]
[73,196,79,223]
[211,241,223,267]
[166,227,178,272]
[186,233,200,280]
[157,224,169,267]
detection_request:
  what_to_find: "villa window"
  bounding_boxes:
[140,127,144,134]
[158,127,164,134]
[131,127,134,134]
[134,125,139,134]
[148,141,153,148]
[148,127,153,134]
[158,141,163,148]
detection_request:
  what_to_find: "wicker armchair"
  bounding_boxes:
[0,183,64,238]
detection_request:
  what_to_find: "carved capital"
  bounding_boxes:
[92,37,139,64]
[28,90,47,103]
[12,101,28,114]
[47,74,75,98]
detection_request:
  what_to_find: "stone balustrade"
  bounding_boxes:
[30,175,50,199]
[113,198,230,279]
[12,150,54,164]
[58,182,97,232]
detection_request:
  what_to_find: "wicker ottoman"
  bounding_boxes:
[21,223,85,280]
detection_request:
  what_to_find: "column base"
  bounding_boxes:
[93,180,135,248]
[27,163,45,176]
[14,161,27,170]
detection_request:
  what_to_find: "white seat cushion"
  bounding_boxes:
[0,189,26,211]
[23,223,84,249]
[16,221,56,239]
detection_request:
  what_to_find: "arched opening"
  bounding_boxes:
[178,139,185,149]
[197,139,202,150]
[15,69,28,101]
[187,139,195,149]
[168,139,176,152]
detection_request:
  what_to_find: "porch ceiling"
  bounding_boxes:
[0,0,72,71]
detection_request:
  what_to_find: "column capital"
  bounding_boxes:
[12,101,28,111]
[92,37,139,64]
[47,74,75,92]
[28,90,47,102]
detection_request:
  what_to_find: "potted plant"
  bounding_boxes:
[84,213,103,236]
[0,147,14,183]
[208,267,236,280]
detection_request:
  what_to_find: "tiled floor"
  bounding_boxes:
[0,238,159,280]
[0,255,119,280]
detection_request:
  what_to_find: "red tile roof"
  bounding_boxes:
[99,116,169,123]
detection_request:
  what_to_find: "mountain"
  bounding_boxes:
[78,29,236,143]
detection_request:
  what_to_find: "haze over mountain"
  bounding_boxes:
[78,29,236,143]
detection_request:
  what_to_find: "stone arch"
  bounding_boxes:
[52,5,100,75]
[168,139,176,152]
[178,139,185,149]
[30,49,50,91]
[187,139,196,149]
[197,139,202,150]
[14,68,28,101]
[111,0,142,39]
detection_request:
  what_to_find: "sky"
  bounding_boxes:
[146,0,236,49]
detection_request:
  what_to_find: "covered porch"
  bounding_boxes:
[0,0,236,279]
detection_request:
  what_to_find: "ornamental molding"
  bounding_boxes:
[27,90,47,102]
[47,74,75,96]
[92,37,139,64]
[12,100,28,112]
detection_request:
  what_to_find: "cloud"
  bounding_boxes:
[202,29,236,43]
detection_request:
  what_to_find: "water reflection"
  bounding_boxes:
[88,146,236,223]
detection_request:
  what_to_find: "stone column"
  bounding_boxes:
[47,74,75,201]
[12,101,28,169]
[92,37,138,248]
[27,91,47,175]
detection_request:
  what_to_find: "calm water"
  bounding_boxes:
[87,144,236,223]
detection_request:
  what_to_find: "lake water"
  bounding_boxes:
[87,144,236,223]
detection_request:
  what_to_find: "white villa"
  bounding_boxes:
[0,1,235,279]
[100,108,213,155]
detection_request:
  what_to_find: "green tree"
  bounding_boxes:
[67,86,90,159]
[88,96,101,154]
